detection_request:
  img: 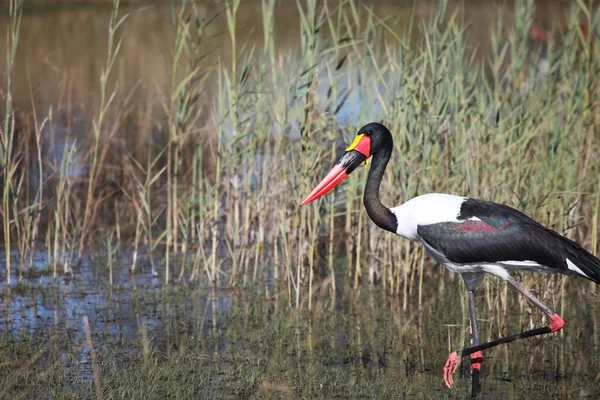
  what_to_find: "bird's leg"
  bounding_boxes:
[468,289,482,399]
[444,273,484,390]
[443,276,565,388]
[443,289,484,392]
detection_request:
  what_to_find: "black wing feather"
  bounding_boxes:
[417,198,600,284]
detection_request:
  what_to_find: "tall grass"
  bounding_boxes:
[1,0,599,324]
[1,0,23,286]
[77,0,128,261]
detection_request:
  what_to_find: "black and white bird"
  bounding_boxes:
[301,122,600,396]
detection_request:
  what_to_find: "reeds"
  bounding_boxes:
[83,314,103,400]
[1,0,23,285]
[78,0,128,261]
[1,0,599,321]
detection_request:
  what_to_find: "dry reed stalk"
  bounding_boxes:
[83,315,103,400]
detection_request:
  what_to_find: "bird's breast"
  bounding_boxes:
[391,193,469,240]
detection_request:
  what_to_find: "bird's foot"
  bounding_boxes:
[443,351,459,388]
[470,350,483,372]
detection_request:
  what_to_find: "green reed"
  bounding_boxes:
[1,0,23,285]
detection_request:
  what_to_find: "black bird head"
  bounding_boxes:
[301,122,393,205]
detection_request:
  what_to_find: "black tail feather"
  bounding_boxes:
[548,229,600,284]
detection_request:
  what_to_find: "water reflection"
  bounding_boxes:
[0,1,574,119]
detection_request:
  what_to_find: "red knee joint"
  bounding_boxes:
[548,314,565,332]
[470,350,483,372]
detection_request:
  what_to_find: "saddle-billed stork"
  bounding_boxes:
[301,122,600,396]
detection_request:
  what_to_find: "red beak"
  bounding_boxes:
[300,165,348,206]
[300,133,371,206]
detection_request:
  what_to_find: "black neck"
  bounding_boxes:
[363,146,398,233]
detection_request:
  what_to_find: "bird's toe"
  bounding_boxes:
[443,351,459,388]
